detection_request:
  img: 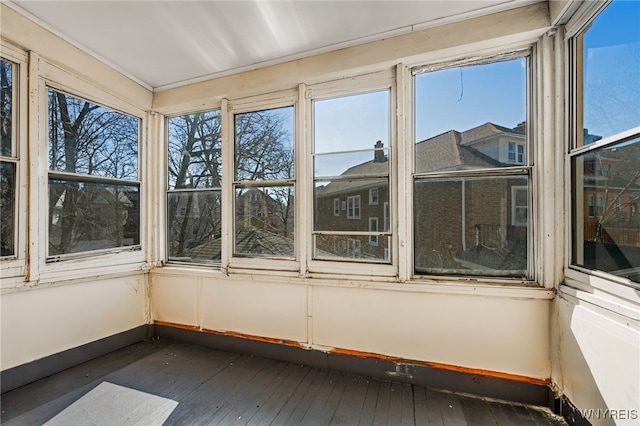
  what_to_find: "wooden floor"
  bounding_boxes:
[1,339,567,425]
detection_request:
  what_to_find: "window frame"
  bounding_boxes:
[410,49,535,282]
[34,58,148,283]
[0,43,28,284]
[566,0,640,289]
[306,70,397,277]
[225,90,300,273]
[45,87,142,261]
[165,107,223,266]
[347,195,361,219]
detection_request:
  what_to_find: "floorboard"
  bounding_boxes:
[1,340,567,426]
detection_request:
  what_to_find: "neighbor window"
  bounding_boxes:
[413,53,530,278]
[167,110,222,264]
[369,217,379,246]
[233,106,295,258]
[0,58,16,258]
[570,0,640,284]
[48,90,140,257]
[313,90,391,262]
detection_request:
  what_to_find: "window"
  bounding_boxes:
[48,90,140,257]
[511,186,528,227]
[570,0,640,284]
[369,187,379,205]
[588,194,595,218]
[167,110,222,264]
[313,90,391,262]
[414,53,530,278]
[347,195,361,219]
[508,142,525,164]
[1,58,16,258]
[234,106,295,258]
[369,217,379,246]
[333,198,340,216]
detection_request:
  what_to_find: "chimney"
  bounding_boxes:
[374,140,386,163]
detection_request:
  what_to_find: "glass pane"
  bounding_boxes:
[168,191,222,263]
[572,136,640,283]
[414,176,529,277]
[415,58,527,173]
[314,148,389,178]
[168,110,222,189]
[48,90,139,179]
[579,0,640,145]
[315,234,390,262]
[235,106,294,181]
[315,179,388,232]
[1,59,13,157]
[314,90,389,154]
[234,185,295,257]
[48,179,140,256]
[0,161,15,256]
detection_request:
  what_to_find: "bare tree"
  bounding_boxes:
[48,90,139,255]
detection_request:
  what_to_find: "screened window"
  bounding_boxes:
[414,54,530,278]
[233,106,295,258]
[48,90,140,257]
[167,110,222,264]
[313,90,391,263]
[0,58,16,258]
[570,0,640,285]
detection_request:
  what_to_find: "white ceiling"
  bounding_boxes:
[8,0,540,91]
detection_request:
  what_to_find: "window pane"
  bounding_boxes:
[579,0,640,145]
[315,234,390,262]
[572,136,640,283]
[415,58,527,173]
[48,179,140,255]
[314,148,389,178]
[48,90,139,180]
[234,185,295,257]
[168,191,221,263]
[414,176,529,277]
[315,179,388,232]
[0,161,15,256]
[235,107,294,182]
[168,110,222,189]
[1,59,13,157]
[314,91,389,154]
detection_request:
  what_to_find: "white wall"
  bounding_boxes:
[151,270,552,380]
[553,277,640,426]
[1,275,149,370]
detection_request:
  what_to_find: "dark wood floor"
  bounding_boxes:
[1,339,567,425]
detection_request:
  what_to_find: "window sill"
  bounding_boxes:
[564,267,640,305]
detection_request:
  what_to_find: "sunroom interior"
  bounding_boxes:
[1,1,638,425]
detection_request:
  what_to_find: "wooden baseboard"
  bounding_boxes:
[154,324,554,409]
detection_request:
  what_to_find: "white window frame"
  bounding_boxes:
[565,0,640,290]
[369,217,379,246]
[306,70,396,277]
[225,90,300,273]
[409,48,536,284]
[0,42,28,285]
[165,107,223,266]
[347,195,361,219]
[369,187,379,205]
[511,186,528,227]
[34,57,148,283]
[333,198,340,216]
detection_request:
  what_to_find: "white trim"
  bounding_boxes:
[0,45,28,282]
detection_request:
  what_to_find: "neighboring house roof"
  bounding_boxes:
[415,129,503,174]
[459,122,524,146]
[185,226,295,259]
